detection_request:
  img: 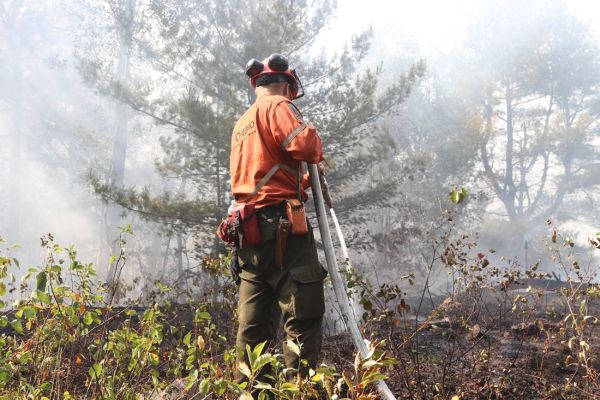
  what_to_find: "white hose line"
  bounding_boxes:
[329,208,349,260]
[329,207,360,321]
[309,164,396,400]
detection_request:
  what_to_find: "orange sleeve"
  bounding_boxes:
[270,101,324,164]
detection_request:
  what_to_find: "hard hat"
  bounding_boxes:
[245,53,304,99]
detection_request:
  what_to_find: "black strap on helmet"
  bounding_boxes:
[255,74,290,87]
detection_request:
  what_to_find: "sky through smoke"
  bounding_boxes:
[318,0,600,57]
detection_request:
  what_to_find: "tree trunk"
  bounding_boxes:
[104,0,137,286]
[7,50,22,244]
[160,232,173,281]
[213,94,224,253]
[504,81,516,220]
[6,7,23,245]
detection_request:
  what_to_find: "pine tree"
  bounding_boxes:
[89,0,424,263]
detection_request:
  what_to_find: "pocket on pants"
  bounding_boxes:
[287,264,327,320]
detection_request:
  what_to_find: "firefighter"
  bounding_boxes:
[229,53,327,385]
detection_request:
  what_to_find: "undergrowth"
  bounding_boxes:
[0,228,393,399]
[0,219,598,399]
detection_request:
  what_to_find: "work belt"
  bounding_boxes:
[256,202,291,269]
[256,202,287,220]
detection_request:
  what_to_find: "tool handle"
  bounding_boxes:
[308,163,397,400]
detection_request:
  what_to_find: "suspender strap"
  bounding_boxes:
[246,120,307,199]
[296,165,301,201]
[249,163,297,197]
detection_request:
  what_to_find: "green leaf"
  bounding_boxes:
[149,353,159,366]
[361,371,387,385]
[239,392,254,400]
[143,308,155,321]
[88,363,102,378]
[185,369,198,390]
[195,311,211,321]
[238,361,252,378]
[449,188,468,204]
[36,290,51,305]
[120,224,134,235]
[253,354,272,373]
[183,332,192,346]
[311,372,324,382]
[252,341,267,360]
[0,368,10,385]
[10,319,23,334]
[285,340,301,357]
[17,351,32,364]
[257,391,269,400]
[199,378,211,394]
[83,312,94,326]
[21,306,37,319]
[36,272,47,292]
[253,382,272,390]
[280,382,299,393]
[0,282,6,296]
[185,354,197,366]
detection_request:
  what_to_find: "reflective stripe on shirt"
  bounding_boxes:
[249,163,298,197]
[280,122,308,150]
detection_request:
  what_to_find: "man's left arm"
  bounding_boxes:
[271,101,332,206]
[270,101,323,164]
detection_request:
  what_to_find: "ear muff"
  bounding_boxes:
[245,58,264,78]
[267,53,289,72]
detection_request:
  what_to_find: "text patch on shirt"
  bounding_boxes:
[233,119,256,147]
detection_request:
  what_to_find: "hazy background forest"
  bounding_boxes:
[1,0,598,299]
[1,0,600,398]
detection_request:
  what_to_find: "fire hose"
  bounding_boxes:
[308,163,397,400]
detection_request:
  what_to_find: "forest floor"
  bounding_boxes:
[148,285,600,399]
[323,300,600,399]
[1,281,599,399]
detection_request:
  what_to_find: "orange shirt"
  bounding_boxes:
[230,93,323,208]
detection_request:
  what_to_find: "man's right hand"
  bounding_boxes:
[317,159,330,175]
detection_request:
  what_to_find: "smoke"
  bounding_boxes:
[0,0,598,303]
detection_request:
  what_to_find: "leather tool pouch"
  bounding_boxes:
[217,203,261,247]
[285,199,308,235]
[275,219,291,268]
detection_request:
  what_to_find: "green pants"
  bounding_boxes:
[235,206,327,383]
